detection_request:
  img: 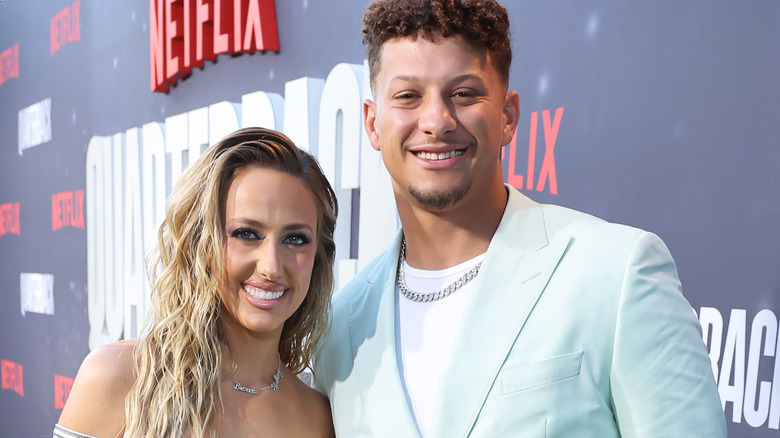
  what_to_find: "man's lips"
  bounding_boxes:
[413,149,466,161]
[409,141,470,160]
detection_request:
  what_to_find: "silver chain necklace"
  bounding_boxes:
[396,239,482,303]
[226,353,283,394]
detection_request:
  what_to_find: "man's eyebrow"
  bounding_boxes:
[385,75,418,84]
[452,73,485,83]
[385,73,486,85]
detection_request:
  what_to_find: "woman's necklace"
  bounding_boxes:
[226,353,283,394]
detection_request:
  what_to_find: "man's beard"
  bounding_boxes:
[408,180,472,210]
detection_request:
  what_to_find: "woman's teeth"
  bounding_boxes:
[244,285,284,300]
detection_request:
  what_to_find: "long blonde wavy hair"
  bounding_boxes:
[123,128,337,437]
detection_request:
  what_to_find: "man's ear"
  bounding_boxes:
[363,99,381,151]
[501,90,520,146]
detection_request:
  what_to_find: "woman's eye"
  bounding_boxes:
[230,228,259,241]
[283,233,312,246]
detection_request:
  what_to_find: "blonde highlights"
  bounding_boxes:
[124,128,337,437]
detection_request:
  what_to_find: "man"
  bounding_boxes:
[314,1,727,436]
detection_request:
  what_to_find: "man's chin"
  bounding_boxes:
[408,181,471,210]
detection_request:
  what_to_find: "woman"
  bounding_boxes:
[55,128,337,437]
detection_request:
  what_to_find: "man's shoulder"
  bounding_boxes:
[536,201,645,240]
[315,242,399,390]
[527,200,674,270]
[505,187,650,252]
[506,185,620,232]
[332,242,398,312]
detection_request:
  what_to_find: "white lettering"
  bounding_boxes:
[744,309,777,427]
[19,272,55,316]
[123,128,146,339]
[86,135,108,348]
[107,134,124,344]
[356,59,397,271]
[700,306,724,382]
[700,307,780,430]
[17,97,53,155]
[188,107,209,159]
[241,91,284,130]
[719,308,747,422]
[208,101,241,146]
[85,62,399,351]
[165,112,190,191]
[283,77,323,152]
[318,63,363,287]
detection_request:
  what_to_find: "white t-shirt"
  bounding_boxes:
[396,253,486,436]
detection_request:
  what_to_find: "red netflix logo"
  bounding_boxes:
[150,0,279,92]
[50,0,82,56]
[54,374,75,409]
[504,107,564,195]
[0,202,21,236]
[0,43,20,87]
[1,359,24,397]
[52,190,85,231]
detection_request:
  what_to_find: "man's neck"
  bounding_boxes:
[397,184,508,270]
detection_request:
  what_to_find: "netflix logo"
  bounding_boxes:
[0,42,20,87]
[50,0,82,56]
[1,359,24,397]
[0,202,21,236]
[504,107,564,195]
[150,0,279,92]
[54,374,75,409]
[52,190,85,231]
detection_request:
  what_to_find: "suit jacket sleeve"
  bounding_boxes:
[609,231,727,437]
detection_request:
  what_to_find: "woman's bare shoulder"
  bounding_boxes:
[57,339,138,437]
[290,373,335,438]
[74,339,137,391]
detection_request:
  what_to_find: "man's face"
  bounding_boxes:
[365,33,518,211]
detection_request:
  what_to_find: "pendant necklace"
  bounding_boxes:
[226,353,283,394]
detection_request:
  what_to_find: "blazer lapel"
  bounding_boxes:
[430,187,572,437]
[350,233,421,437]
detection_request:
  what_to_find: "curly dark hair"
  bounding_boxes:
[363,0,512,87]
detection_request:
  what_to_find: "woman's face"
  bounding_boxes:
[219,165,319,338]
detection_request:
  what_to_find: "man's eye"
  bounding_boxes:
[453,90,478,100]
[283,233,312,246]
[395,92,418,100]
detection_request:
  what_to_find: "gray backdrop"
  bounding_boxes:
[1,1,778,436]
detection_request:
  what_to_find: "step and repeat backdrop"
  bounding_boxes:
[1,1,778,436]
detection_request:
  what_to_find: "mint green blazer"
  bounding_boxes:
[314,186,726,437]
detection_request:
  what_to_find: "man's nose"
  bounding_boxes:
[418,95,457,137]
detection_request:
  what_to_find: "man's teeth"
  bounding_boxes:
[244,285,284,300]
[416,150,464,160]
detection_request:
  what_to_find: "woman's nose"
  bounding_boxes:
[256,242,283,280]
